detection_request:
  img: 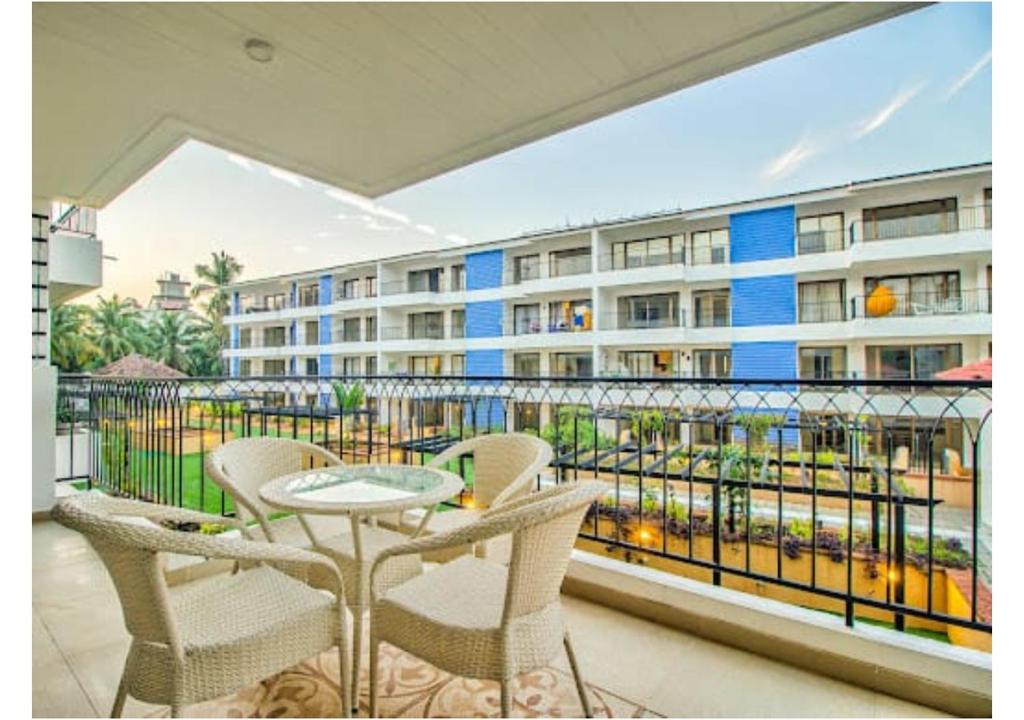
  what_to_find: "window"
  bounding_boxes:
[239,359,252,377]
[365,276,377,298]
[238,328,252,349]
[263,359,287,376]
[513,304,541,335]
[865,344,962,381]
[797,212,844,253]
[864,272,960,317]
[799,347,846,380]
[450,354,466,376]
[799,280,846,323]
[451,264,466,291]
[408,268,442,293]
[298,284,319,307]
[513,353,541,377]
[692,290,730,327]
[304,321,319,345]
[548,298,593,332]
[341,317,361,342]
[549,247,591,277]
[263,326,287,347]
[408,311,444,339]
[552,352,593,378]
[693,349,731,379]
[365,315,377,341]
[689,229,729,265]
[450,309,465,338]
[514,403,541,433]
[513,254,540,283]
[617,293,677,329]
[342,357,361,377]
[862,197,958,241]
[365,356,377,376]
[409,355,442,376]
[610,236,680,270]
[304,358,319,376]
[340,279,359,300]
[983,187,992,228]
[264,293,287,311]
[620,351,675,378]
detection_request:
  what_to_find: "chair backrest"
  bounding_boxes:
[498,481,605,624]
[429,433,553,508]
[206,438,342,539]
[51,493,182,652]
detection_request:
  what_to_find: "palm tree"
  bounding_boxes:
[148,311,200,372]
[184,317,224,376]
[89,295,145,364]
[50,304,99,372]
[191,251,243,346]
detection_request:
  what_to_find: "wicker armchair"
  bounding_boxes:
[394,433,554,561]
[208,436,421,712]
[206,437,345,545]
[51,492,350,718]
[368,481,606,718]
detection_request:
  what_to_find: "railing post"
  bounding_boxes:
[894,502,906,631]
[712,420,722,586]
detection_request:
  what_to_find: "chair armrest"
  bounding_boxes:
[489,444,554,508]
[425,435,482,470]
[90,493,246,531]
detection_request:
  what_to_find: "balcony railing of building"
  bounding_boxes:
[601,309,687,331]
[55,373,992,643]
[506,316,595,335]
[798,301,847,323]
[238,297,294,315]
[380,279,443,296]
[797,229,846,255]
[850,289,992,319]
[598,246,685,272]
[380,324,460,341]
[504,254,593,284]
[850,205,991,244]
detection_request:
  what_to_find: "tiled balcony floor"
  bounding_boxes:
[33,519,948,718]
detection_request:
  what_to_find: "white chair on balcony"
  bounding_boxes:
[206,437,346,547]
[51,492,350,719]
[367,481,606,718]
[392,433,553,562]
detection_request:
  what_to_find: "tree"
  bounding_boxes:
[89,294,145,364]
[148,311,201,372]
[184,318,224,376]
[191,251,243,346]
[50,304,99,372]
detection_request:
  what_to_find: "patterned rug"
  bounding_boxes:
[150,643,659,718]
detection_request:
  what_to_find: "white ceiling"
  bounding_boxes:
[33,2,922,207]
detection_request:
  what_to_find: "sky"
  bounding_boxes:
[93,2,992,304]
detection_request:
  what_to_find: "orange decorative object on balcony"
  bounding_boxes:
[866,285,897,317]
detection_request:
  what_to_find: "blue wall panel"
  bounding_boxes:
[230,357,240,377]
[731,341,797,380]
[466,300,504,338]
[319,275,333,306]
[289,356,297,376]
[730,205,795,263]
[733,407,800,447]
[319,353,332,377]
[466,349,505,429]
[731,274,796,327]
[319,315,332,345]
[466,249,504,290]
[230,292,240,351]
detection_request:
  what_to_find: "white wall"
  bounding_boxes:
[33,365,56,513]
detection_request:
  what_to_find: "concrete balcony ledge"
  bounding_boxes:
[563,550,991,717]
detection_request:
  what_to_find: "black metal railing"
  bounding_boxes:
[55,373,992,641]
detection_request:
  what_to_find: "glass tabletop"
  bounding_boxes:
[259,463,464,516]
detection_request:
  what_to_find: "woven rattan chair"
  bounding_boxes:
[208,437,422,711]
[368,481,606,718]
[51,492,350,718]
[206,437,345,545]
[393,433,554,561]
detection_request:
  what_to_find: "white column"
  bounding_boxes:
[32,198,56,514]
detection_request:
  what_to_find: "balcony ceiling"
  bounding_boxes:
[33,2,921,207]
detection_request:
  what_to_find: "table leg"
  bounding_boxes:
[349,515,365,714]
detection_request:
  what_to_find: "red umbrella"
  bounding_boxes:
[935,357,991,381]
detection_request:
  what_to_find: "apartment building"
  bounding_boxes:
[223,162,992,388]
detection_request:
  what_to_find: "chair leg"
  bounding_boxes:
[351,607,363,714]
[169,704,182,718]
[109,667,128,718]
[368,629,380,718]
[500,677,512,718]
[563,631,593,718]
[338,642,351,719]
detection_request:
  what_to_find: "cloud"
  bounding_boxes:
[268,167,303,188]
[854,84,924,139]
[292,244,309,254]
[944,49,991,102]
[335,213,348,221]
[415,224,437,235]
[227,154,254,172]
[445,233,470,246]
[761,136,819,180]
